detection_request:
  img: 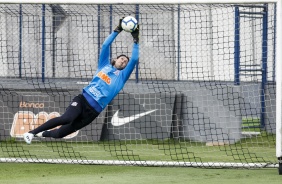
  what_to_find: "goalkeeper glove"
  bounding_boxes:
[114,18,124,33]
[131,24,139,43]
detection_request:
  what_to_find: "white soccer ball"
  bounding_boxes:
[121,16,138,33]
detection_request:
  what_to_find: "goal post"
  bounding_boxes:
[275,0,282,174]
[0,0,281,172]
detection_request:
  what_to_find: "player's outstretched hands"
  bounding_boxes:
[131,24,139,43]
[114,17,124,33]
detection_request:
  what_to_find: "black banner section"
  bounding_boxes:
[0,90,176,142]
[0,90,106,142]
[101,92,176,140]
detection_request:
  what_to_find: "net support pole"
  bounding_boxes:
[41,4,46,83]
[135,4,140,83]
[234,6,240,85]
[18,4,22,78]
[260,4,268,129]
[177,4,180,81]
[97,5,101,62]
[109,5,113,63]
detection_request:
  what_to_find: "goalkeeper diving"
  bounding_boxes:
[23,19,140,144]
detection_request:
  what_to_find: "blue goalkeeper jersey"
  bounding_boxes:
[83,31,139,112]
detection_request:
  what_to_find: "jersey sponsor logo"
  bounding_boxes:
[113,70,120,76]
[97,71,111,84]
[71,102,78,106]
[111,109,157,126]
[10,111,79,139]
[89,86,102,97]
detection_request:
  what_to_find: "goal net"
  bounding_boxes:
[0,1,281,169]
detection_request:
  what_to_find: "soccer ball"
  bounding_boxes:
[121,16,138,32]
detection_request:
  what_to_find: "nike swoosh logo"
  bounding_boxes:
[111,109,157,126]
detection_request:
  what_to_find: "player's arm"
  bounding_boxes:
[122,25,140,80]
[98,18,123,69]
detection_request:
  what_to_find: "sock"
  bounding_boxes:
[36,132,44,137]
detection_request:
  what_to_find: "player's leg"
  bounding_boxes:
[43,94,101,139]
[23,95,82,144]
[41,123,76,138]
[29,108,80,135]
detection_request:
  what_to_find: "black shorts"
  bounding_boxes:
[70,94,100,130]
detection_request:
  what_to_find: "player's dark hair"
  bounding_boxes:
[117,54,129,61]
[111,54,130,66]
